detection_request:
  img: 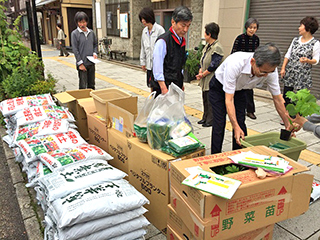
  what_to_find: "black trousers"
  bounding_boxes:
[201,91,213,124]
[209,76,247,154]
[146,70,154,88]
[283,86,294,107]
[246,89,255,113]
[78,64,95,89]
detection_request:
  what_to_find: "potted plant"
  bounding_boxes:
[282,89,320,140]
[184,43,204,83]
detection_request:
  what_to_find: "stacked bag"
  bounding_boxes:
[0,94,150,240]
[134,83,205,156]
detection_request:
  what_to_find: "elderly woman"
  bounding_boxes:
[280,17,320,108]
[231,18,260,120]
[196,22,224,127]
[139,7,165,90]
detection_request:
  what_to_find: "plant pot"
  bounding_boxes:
[280,129,292,141]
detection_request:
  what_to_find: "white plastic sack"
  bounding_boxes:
[17,129,86,163]
[38,144,113,171]
[55,207,147,240]
[81,216,149,240]
[14,105,74,127]
[109,228,146,240]
[26,161,52,186]
[12,147,24,163]
[37,159,126,201]
[50,179,149,228]
[12,119,71,147]
[0,94,55,117]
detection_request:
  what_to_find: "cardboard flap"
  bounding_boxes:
[54,92,76,104]
[109,97,138,114]
[78,98,96,114]
[67,89,92,99]
[287,173,314,219]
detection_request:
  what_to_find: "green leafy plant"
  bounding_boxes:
[286,89,320,117]
[184,43,204,77]
[210,164,248,175]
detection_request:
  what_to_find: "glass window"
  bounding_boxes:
[105,1,129,36]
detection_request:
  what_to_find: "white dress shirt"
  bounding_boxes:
[214,52,281,96]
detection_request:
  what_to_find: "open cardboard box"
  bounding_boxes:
[168,203,274,240]
[127,137,205,234]
[54,89,92,139]
[170,146,313,239]
[107,97,138,138]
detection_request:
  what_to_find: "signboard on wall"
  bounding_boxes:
[95,2,101,29]
[120,13,129,38]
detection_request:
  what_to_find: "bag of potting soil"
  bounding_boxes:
[134,92,156,142]
[310,181,320,204]
[12,147,24,163]
[50,179,149,228]
[53,207,147,240]
[26,161,52,187]
[79,216,149,240]
[0,94,55,117]
[147,83,192,149]
[14,105,74,127]
[38,144,113,171]
[37,159,126,201]
[17,129,86,163]
[108,229,146,240]
[11,119,72,147]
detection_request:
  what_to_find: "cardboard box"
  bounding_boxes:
[167,224,195,240]
[107,97,138,138]
[170,189,275,240]
[107,128,131,176]
[127,137,205,234]
[54,89,92,139]
[90,88,132,119]
[87,113,108,152]
[170,146,313,239]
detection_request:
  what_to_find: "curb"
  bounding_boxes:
[0,127,44,240]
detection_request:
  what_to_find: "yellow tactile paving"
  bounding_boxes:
[46,56,320,165]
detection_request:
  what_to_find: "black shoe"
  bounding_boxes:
[65,53,69,57]
[202,123,212,127]
[59,55,63,57]
[198,119,205,124]
[246,112,257,120]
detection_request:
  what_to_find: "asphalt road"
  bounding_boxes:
[0,140,28,240]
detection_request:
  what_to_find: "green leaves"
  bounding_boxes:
[286,89,320,117]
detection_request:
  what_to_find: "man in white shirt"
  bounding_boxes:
[209,43,290,154]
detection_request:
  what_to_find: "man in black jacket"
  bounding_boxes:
[71,11,98,89]
[152,6,193,96]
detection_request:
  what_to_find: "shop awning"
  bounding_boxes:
[36,0,57,7]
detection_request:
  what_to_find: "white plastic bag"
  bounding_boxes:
[109,228,146,240]
[38,144,113,171]
[37,159,126,201]
[134,92,156,142]
[147,83,192,149]
[50,179,149,228]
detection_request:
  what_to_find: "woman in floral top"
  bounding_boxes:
[281,16,320,107]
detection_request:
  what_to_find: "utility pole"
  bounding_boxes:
[26,0,36,52]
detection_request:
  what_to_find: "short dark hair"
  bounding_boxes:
[253,42,281,67]
[245,18,259,30]
[74,11,89,25]
[172,6,193,23]
[205,22,220,39]
[300,16,319,34]
[57,23,62,29]
[139,7,155,25]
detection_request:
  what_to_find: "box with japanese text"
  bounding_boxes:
[169,146,313,239]
[54,89,92,139]
[170,189,274,240]
[87,113,108,152]
[107,97,138,138]
[127,137,205,234]
[107,128,131,177]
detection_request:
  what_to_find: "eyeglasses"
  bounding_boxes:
[257,66,275,75]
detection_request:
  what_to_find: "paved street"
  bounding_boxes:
[1,44,320,239]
